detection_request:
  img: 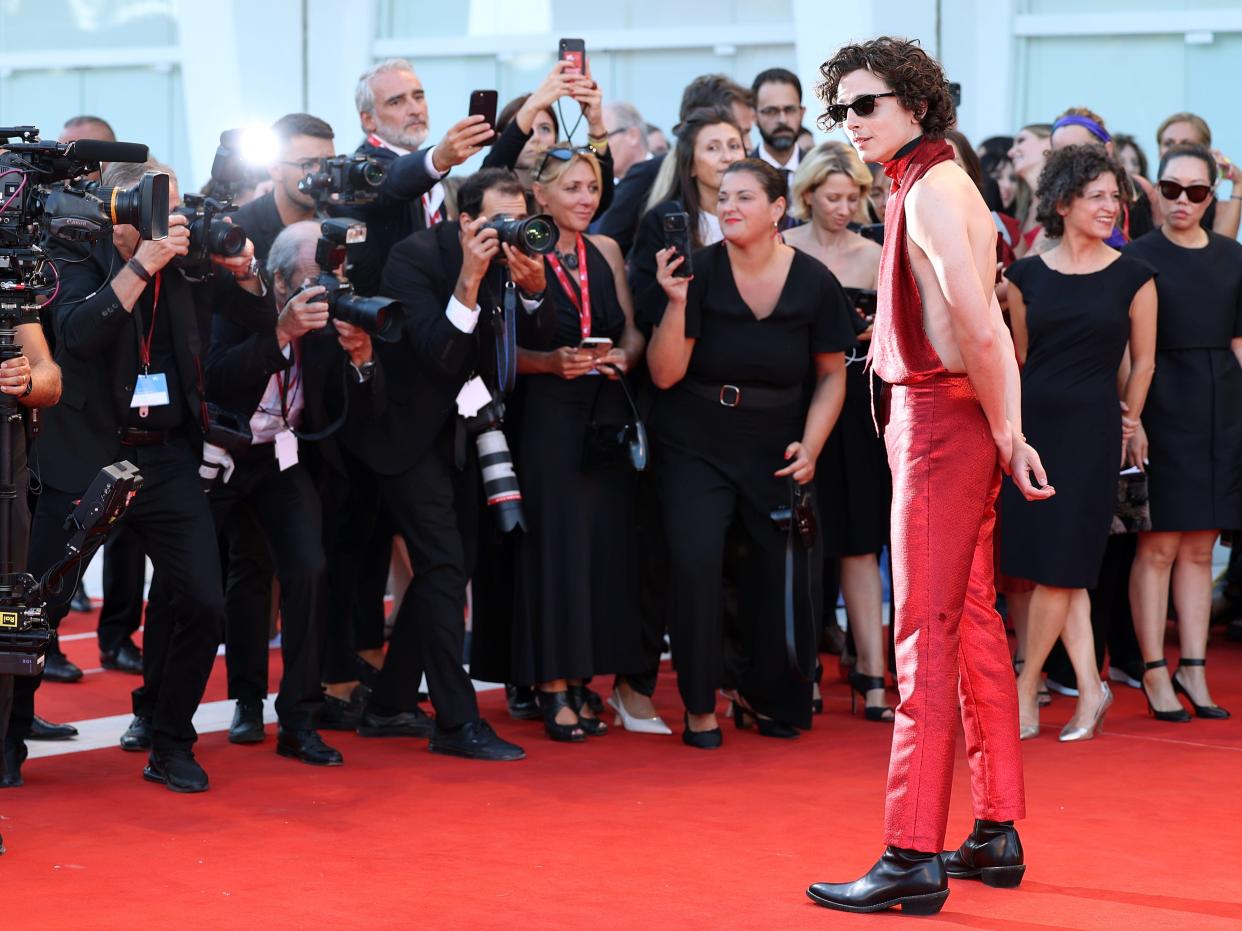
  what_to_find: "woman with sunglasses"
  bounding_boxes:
[1124,144,1242,722]
[1000,145,1157,742]
[510,144,647,742]
[647,158,853,748]
[628,107,747,302]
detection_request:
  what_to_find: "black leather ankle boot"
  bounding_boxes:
[807,846,949,914]
[940,819,1025,887]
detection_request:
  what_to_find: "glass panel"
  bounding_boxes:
[1021,0,1242,12]
[1183,32,1242,182]
[0,0,177,50]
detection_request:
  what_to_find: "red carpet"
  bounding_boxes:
[4,613,1242,929]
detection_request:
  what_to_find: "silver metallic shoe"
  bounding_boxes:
[1058,682,1113,742]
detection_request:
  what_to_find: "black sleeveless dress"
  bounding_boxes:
[511,238,642,685]
[1000,254,1156,588]
[1124,230,1242,531]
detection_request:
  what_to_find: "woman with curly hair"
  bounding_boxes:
[1000,145,1157,742]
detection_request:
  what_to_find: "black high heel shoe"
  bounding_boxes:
[682,711,723,749]
[847,671,895,723]
[1140,659,1191,723]
[1172,659,1230,719]
[567,684,608,735]
[731,700,799,739]
[536,690,586,743]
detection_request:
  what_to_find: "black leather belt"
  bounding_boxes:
[680,379,802,410]
[120,428,171,446]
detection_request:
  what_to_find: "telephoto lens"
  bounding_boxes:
[476,428,525,532]
[483,214,559,255]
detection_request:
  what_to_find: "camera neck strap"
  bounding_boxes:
[135,272,162,373]
[275,340,302,424]
[782,479,819,685]
[545,233,591,339]
[494,279,517,395]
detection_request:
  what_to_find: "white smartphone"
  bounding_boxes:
[579,337,613,354]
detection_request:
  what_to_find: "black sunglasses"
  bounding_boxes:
[1158,179,1213,204]
[534,146,597,181]
[827,92,897,124]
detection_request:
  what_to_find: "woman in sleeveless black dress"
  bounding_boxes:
[1000,146,1157,742]
[647,159,854,747]
[1124,145,1242,720]
[513,146,646,742]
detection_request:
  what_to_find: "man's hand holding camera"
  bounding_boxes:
[0,354,33,398]
[334,321,373,368]
[133,212,190,276]
[276,282,330,349]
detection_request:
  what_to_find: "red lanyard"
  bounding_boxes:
[138,272,162,372]
[275,340,301,421]
[546,234,591,339]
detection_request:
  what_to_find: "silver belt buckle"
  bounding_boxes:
[719,384,741,407]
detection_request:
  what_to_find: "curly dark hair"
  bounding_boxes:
[1035,145,1132,239]
[815,37,956,139]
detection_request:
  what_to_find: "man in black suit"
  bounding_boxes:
[592,74,756,255]
[345,57,495,296]
[351,168,552,761]
[750,67,806,220]
[12,160,263,794]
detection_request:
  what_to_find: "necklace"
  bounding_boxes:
[559,249,579,269]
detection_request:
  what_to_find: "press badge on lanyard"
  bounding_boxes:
[131,272,170,418]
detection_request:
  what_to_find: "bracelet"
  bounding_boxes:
[587,130,608,141]
[126,257,152,283]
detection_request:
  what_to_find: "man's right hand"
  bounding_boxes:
[132,213,190,275]
[431,115,496,173]
[1009,437,1055,502]
[276,283,330,347]
[453,214,500,308]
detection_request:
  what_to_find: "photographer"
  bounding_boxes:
[0,273,62,791]
[350,168,552,761]
[201,220,379,766]
[345,58,496,295]
[11,160,255,794]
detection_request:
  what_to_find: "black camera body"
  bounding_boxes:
[171,193,246,277]
[771,480,817,549]
[482,214,558,256]
[298,155,386,207]
[305,218,404,342]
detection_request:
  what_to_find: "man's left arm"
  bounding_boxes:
[3,322,61,408]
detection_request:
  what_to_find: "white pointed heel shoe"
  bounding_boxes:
[608,691,672,735]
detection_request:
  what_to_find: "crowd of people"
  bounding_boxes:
[1,47,1239,801]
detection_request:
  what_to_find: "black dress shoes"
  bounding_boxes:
[276,727,344,766]
[807,847,949,915]
[100,641,143,675]
[941,819,1026,887]
[1,738,28,788]
[228,699,265,744]
[120,715,153,751]
[505,684,541,720]
[143,749,209,793]
[319,692,365,731]
[429,719,525,761]
[42,645,84,683]
[28,714,78,741]
[356,704,434,738]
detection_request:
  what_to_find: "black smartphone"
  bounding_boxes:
[468,89,499,141]
[558,37,586,75]
[842,287,878,324]
[858,222,885,245]
[662,211,693,278]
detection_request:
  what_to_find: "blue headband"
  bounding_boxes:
[1052,114,1112,144]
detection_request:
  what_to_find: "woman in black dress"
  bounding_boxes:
[783,142,892,722]
[1125,144,1242,721]
[1002,145,1157,742]
[513,146,646,742]
[648,159,854,747]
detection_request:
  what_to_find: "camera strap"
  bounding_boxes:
[782,480,819,685]
[135,272,162,373]
[545,234,591,339]
[495,279,517,394]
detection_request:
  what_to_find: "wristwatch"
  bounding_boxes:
[351,360,376,383]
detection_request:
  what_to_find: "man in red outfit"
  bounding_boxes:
[805,38,1055,915]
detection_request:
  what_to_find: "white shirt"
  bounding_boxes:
[757,143,801,208]
[249,343,303,443]
[699,211,723,246]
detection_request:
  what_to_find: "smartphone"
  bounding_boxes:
[662,211,693,278]
[579,337,613,355]
[857,222,885,245]
[558,37,586,75]
[468,89,499,140]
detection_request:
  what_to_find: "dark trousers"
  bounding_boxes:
[210,447,327,729]
[0,673,11,779]
[218,504,275,703]
[95,524,146,655]
[370,440,478,729]
[14,440,223,751]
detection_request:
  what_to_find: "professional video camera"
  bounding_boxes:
[298,154,386,208]
[481,214,559,256]
[305,218,404,341]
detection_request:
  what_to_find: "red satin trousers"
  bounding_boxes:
[882,375,1026,852]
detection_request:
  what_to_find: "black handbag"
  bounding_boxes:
[581,365,648,473]
[1109,468,1151,534]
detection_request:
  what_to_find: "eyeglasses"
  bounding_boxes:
[1157,179,1213,203]
[534,146,597,181]
[827,92,897,124]
[758,105,803,120]
[280,158,325,173]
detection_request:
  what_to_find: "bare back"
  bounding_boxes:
[903,161,1003,373]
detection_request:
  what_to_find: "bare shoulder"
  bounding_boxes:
[854,233,882,260]
[906,163,992,243]
[782,224,810,250]
[587,233,625,273]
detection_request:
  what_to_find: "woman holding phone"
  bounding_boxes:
[647,158,854,747]
[511,144,646,743]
